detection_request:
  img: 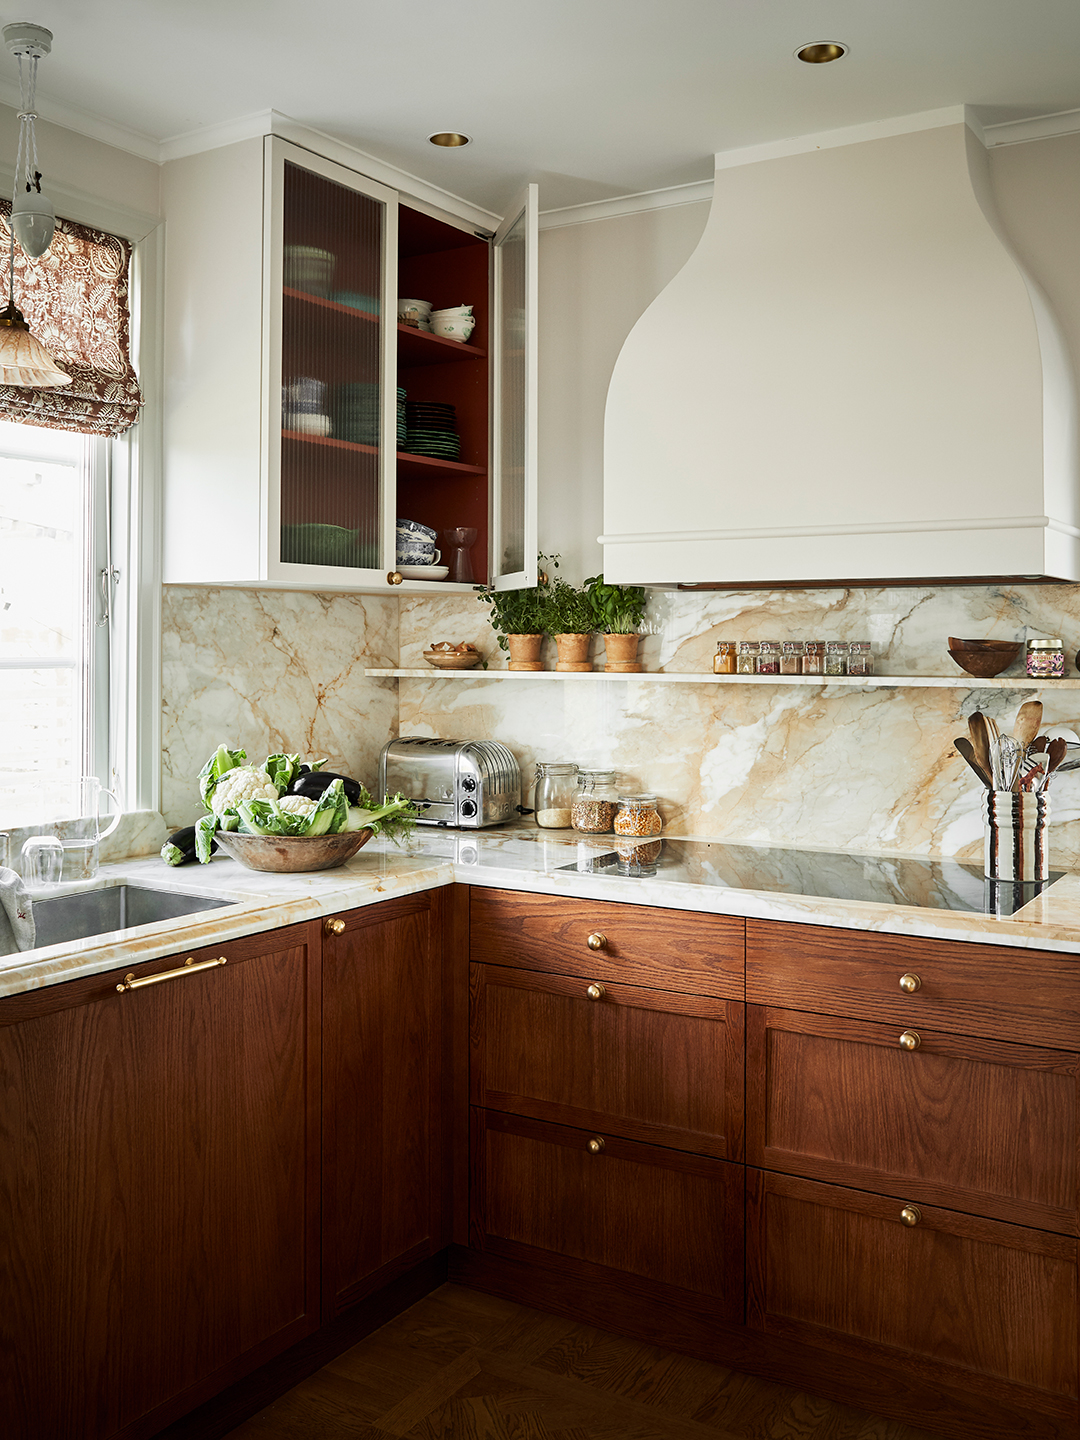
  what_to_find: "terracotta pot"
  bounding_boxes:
[506,633,544,671]
[603,633,642,672]
[555,632,593,672]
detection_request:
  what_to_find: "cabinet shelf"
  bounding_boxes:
[283,430,486,477]
[283,287,379,323]
[397,323,486,366]
[365,669,1068,688]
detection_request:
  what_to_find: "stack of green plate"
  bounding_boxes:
[403,401,460,460]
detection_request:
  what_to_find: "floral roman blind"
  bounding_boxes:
[0,201,143,436]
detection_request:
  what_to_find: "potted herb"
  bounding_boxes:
[539,569,597,672]
[584,573,647,672]
[478,556,550,670]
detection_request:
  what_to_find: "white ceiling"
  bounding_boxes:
[6,0,1080,215]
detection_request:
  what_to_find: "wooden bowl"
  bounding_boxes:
[214,829,373,872]
[423,649,483,669]
[947,637,1020,652]
[947,645,1020,678]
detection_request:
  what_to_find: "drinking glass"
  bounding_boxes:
[21,835,64,887]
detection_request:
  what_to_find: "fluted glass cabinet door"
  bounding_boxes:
[265,140,398,584]
[491,183,538,589]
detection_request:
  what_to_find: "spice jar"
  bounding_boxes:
[780,640,804,675]
[613,794,663,838]
[1026,637,1066,678]
[847,641,874,677]
[736,641,758,674]
[824,640,849,676]
[571,770,619,833]
[534,762,577,828]
[756,640,780,675]
[713,641,736,675]
[802,641,825,675]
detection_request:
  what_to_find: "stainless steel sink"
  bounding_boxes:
[31,884,237,950]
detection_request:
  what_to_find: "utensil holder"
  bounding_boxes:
[983,791,1051,881]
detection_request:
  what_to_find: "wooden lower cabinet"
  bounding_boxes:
[747,1169,1079,1415]
[471,1109,744,1320]
[322,892,446,1315]
[0,922,321,1440]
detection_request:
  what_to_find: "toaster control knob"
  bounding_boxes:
[460,799,477,818]
[461,775,476,792]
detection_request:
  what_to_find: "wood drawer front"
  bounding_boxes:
[747,918,1080,1048]
[471,963,743,1159]
[747,1170,1079,1411]
[470,888,744,998]
[746,1007,1079,1233]
[472,1109,744,1317]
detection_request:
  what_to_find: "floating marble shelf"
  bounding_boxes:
[366,669,1080,689]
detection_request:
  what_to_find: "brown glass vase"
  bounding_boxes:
[506,633,544,671]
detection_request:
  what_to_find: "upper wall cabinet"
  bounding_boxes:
[162,136,537,593]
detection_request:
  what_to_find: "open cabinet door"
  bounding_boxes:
[490,183,538,590]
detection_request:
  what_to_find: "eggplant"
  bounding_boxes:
[287,770,363,806]
[161,825,216,866]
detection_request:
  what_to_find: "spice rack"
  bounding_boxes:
[365,669,1080,689]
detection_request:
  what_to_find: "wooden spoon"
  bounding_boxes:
[968,712,994,786]
[954,737,992,789]
[1012,700,1043,750]
[1041,736,1068,791]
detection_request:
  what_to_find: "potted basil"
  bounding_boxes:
[584,573,647,672]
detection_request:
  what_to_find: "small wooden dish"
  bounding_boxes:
[423,649,483,669]
[215,830,373,872]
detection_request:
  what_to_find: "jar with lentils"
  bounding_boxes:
[571,770,619,833]
[613,794,663,838]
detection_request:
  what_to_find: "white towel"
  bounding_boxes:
[0,866,35,955]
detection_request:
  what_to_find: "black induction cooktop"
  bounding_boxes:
[557,838,1063,917]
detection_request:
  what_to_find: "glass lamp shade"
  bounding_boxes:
[0,306,70,386]
[11,189,55,258]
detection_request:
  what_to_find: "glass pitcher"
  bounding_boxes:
[50,775,122,880]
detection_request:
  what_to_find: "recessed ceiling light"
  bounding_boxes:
[428,132,472,148]
[795,41,848,64]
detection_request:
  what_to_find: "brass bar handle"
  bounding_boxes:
[324,917,345,936]
[116,956,227,993]
[586,982,606,1001]
[586,932,607,951]
[587,1137,605,1155]
[900,1205,921,1226]
[899,1030,921,1051]
[899,972,922,993]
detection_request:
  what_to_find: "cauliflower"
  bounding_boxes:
[211,765,279,816]
[276,795,317,818]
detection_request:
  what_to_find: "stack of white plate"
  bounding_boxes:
[284,246,336,298]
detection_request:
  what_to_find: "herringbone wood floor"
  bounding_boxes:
[224,1284,948,1440]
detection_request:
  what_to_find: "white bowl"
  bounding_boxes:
[397,564,449,580]
[431,318,475,342]
[431,305,473,317]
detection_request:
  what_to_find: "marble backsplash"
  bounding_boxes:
[398,583,1080,867]
[161,586,399,827]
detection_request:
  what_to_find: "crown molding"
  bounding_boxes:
[713,105,977,171]
[539,179,713,230]
[982,106,1080,148]
[0,78,160,161]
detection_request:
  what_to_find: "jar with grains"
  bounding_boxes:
[755,640,780,675]
[847,640,874,676]
[534,762,577,828]
[802,641,825,675]
[572,770,619,833]
[613,794,663,838]
[780,640,804,675]
[1026,637,1066,678]
[824,640,849,676]
[616,836,663,874]
[713,640,736,674]
[736,641,758,674]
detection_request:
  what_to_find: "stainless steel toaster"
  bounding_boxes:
[378,737,522,828]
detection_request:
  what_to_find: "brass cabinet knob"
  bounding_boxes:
[900,1205,921,1226]
[899,1030,921,1051]
[324,917,346,936]
[387,571,403,586]
[587,1137,605,1155]
[586,982,606,1001]
[899,972,922,993]
[586,932,607,951]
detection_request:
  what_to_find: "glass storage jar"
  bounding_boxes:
[571,770,619,833]
[736,641,758,674]
[613,794,663,838]
[713,641,736,674]
[824,640,849,676]
[802,641,825,675]
[847,641,874,676]
[780,640,804,675]
[755,640,780,675]
[534,762,577,828]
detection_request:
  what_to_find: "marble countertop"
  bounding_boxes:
[6,823,1080,999]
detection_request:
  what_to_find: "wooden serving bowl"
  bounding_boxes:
[423,649,483,669]
[947,636,1020,652]
[947,644,1020,678]
[214,829,373,872]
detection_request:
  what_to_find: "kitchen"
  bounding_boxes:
[6,3,1080,1438]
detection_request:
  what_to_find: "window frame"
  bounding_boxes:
[0,163,163,817]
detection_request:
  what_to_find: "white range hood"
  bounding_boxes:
[601,108,1079,586]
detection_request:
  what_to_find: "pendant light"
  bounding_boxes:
[4,22,55,257]
[0,21,67,387]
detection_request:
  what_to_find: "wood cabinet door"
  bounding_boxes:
[0,922,321,1440]
[747,1169,1079,1415]
[322,893,446,1316]
[472,962,743,1159]
[747,1005,1079,1233]
[472,1109,744,1320]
